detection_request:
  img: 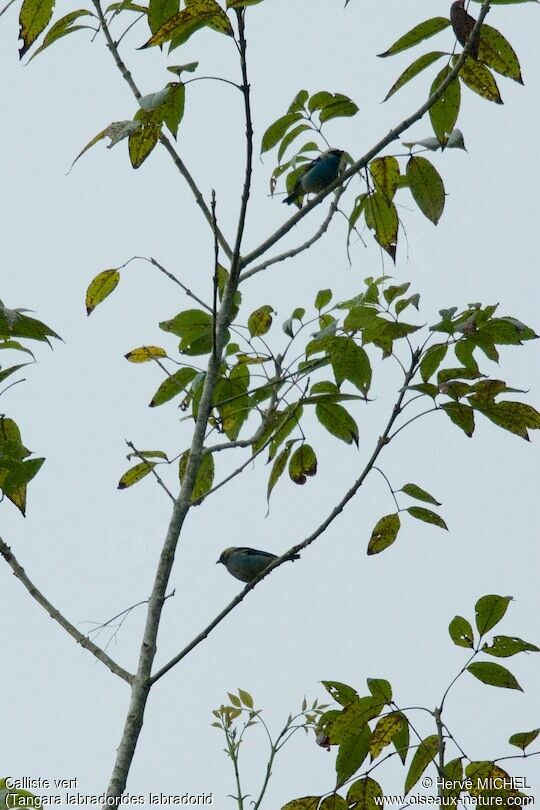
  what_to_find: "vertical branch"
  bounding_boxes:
[434,706,446,797]
[104,9,257,803]
[230,8,254,283]
[211,190,219,359]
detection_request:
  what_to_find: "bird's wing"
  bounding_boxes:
[240,547,276,559]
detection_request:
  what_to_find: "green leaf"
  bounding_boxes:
[238,688,254,708]
[407,506,448,530]
[318,93,359,123]
[162,82,186,138]
[316,402,359,446]
[86,268,120,315]
[346,778,383,810]
[443,759,464,801]
[370,714,403,759]
[478,23,523,83]
[449,615,474,648]
[384,51,446,101]
[0,309,60,343]
[440,402,475,437]
[267,443,293,502]
[404,735,439,794]
[466,762,522,798]
[367,514,400,555]
[277,124,311,163]
[18,0,55,56]
[261,112,303,154]
[329,337,371,394]
[455,56,503,104]
[160,308,215,356]
[315,289,332,310]
[367,678,392,703]
[336,724,370,787]
[401,483,441,506]
[141,0,233,48]
[467,661,522,691]
[322,681,358,707]
[150,367,197,407]
[482,635,539,658]
[248,304,273,337]
[508,729,540,752]
[0,363,31,384]
[178,450,214,502]
[392,713,410,765]
[472,400,540,441]
[281,799,321,810]
[364,192,398,261]
[268,404,303,459]
[227,0,265,8]
[429,66,461,145]
[475,594,512,635]
[319,796,347,810]
[383,282,410,306]
[329,697,383,744]
[288,444,317,485]
[420,343,448,382]
[27,9,94,60]
[378,17,450,57]
[406,156,445,225]
[369,156,400,200]
[128,108,162,168]
[148,0,179,34]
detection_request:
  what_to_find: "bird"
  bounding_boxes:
[450,0,480,60]
[217,546,300,583]
[283,149,344,206]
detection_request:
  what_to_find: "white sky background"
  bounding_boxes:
[1,0,539,804]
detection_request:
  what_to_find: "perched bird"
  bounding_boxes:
[217,546,300,583]
[450,0,480,60]
[283,149,344,206]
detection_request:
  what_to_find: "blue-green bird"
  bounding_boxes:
[283,149,344,206]
[217,546,300,583]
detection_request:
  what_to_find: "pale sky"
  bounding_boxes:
[1,0,539,805]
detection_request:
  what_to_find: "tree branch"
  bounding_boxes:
[239,186,346,282]
[105,9,256,799]
[91,0,233,260]
[150,349,421,684]
[0,537,133,683]
[239,1,492,272]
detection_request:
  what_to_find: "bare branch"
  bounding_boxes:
[240,186,346,282]
[147,257,213,313]
[0,537,133,683]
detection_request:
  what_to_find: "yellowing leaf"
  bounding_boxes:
[86,269,120,315]
[125,346,167,362]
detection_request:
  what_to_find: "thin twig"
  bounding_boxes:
[0,537,133,684]
[240,186,346,281]
[147,257,213,312]
[126,441,176,503]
